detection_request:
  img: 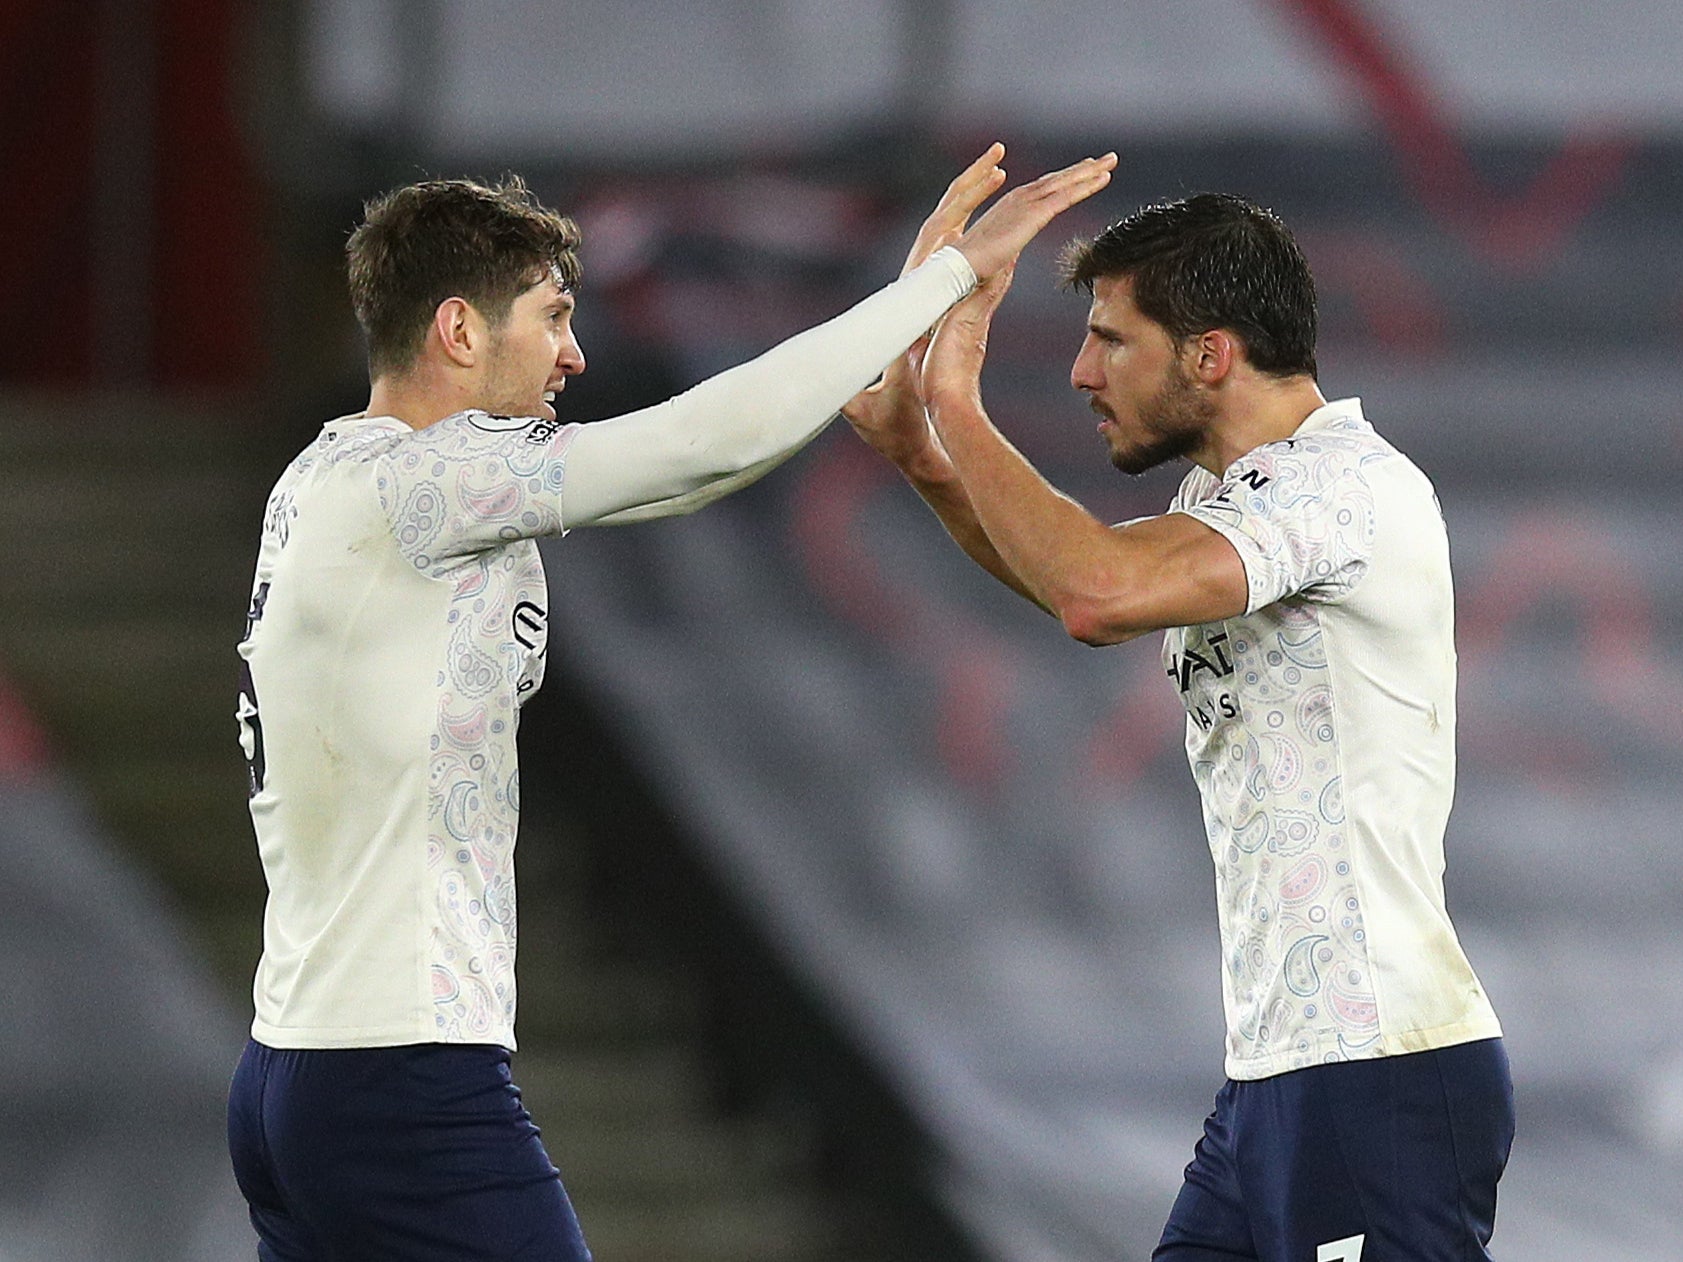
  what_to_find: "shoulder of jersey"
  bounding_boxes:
[458,409,566,446]
[1264,422,1380,464]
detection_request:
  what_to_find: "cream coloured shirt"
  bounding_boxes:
[239,249,976,1050]
[1166,397,1501,1080]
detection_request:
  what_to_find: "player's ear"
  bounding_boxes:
[1189,329,1237,384]
[432,297,481,368]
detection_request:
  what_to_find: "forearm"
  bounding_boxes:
[928,394,1153,643]
[891,427,1048,609]
[584,435,817,524]
[561,248,976,527]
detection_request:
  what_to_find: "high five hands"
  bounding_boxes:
[952,146,1117,283]
[843,145,1116,461]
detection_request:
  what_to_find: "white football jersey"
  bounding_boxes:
[237,249,976,1051]
[240,412,563,1050]
[1165,398,1501,1080]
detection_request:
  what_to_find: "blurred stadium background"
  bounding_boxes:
[3,1,1682,1258]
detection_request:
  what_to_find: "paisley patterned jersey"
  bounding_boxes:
[238,249,976,1051]
[240,412,565,1050]
[1165,398,1501,1080]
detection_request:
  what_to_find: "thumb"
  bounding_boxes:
[949,262,1015,330]
[840,373,886,423]
[984,259,1018,302]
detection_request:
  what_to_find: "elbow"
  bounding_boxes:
[1055,596,1137,647]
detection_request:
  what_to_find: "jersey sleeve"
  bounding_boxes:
[558,246,976,527]
[373,245,976,568]
[375,413,580,574]
[1173,438,1376,613]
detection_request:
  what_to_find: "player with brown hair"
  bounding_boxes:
[845,192,1511,1262]
[225,147,1115,1261]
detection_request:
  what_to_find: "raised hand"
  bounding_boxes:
[922,261,1017,415]
[848,147,1115,466]
[898,143,1007,276]
[844,144,1006,458]
[954,152,1116,281]
[841,337,932,463]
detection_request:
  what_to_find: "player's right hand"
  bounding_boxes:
[954,152,1117,281]
[842,145,1008,461]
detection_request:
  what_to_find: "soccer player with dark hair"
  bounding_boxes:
[225,147,1116,1261]
[845,192,1511,1261]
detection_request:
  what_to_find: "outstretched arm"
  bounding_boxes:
[918,270,1248,644]
[562,245,975,526]
[842,152,1103,605]
[562,147,1116,528]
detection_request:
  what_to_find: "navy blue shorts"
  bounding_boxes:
[227,1040,591,1261]
[1155,1038,1514,1262]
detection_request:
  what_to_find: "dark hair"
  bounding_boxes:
[1059,193,1316,378]
[346,176,582,379]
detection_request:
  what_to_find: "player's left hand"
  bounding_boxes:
[841,336,934,464]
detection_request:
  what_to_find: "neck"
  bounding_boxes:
[1194,373,1327,476]
[365,366,474,431]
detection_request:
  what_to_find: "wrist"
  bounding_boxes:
[898,431,959,488]
[926,386,983,432]
[933,243,979,294]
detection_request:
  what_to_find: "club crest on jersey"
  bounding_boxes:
[524,419,564,445]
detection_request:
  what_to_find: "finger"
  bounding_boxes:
[982,270,1016,316]
[951,153,1117,278]
[936,159,1007,220]
[905,145,1008,273]
[955,266,1015,325]
[985,260,1018,301]
[933,143,1007,218]
[1037,151,1117,185]
[972,153,1115,234]
[1015,152,1117,210]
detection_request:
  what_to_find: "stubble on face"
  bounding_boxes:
[479,329,539,419]
[1103,355,1217,476]
[478,280,566,420]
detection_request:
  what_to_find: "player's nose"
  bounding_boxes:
[557,330,586,377]
[1070,338,1102,392]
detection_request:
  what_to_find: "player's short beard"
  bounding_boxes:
[480,333,531,418]
[1108,358,1216,476]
